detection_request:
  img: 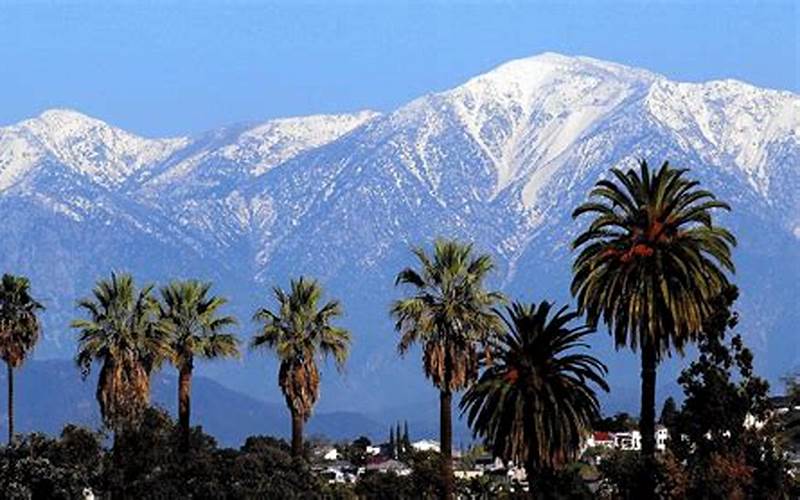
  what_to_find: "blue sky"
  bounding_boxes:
[1,1,796,137]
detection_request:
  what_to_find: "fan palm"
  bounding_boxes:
[251,277,350,457]
[0,274,44,444]
[391,239,504,500]
[571,160,735,493]
[460,301,608,485]
[158,280,239,451]
[73,272,169,437]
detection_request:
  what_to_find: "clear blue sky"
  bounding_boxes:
[1,1,796,137]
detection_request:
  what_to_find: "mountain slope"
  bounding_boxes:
[0,52,797,421]
[0,360,387,446]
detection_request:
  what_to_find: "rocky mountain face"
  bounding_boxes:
[1,53,797,420]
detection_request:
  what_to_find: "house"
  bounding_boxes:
[313,445,341,461]
[454,468,484,480]
[317,460,358,484]
[582,427,669,453]
[411,439,441,453]
[613,430,641,451]
[585,431,615,449]
[365,444,382,456]
[366,457,412,476]
[655,426,668,451]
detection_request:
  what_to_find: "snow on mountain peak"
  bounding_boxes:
[141,110,380,194]
[3,108,191,190]
[397,53,657,199]
[219,110,380,176]
[646,78,800,196]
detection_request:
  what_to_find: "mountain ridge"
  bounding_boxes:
[0,52,797,420]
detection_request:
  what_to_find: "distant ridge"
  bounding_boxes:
[0,359,386,446]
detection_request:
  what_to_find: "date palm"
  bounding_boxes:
[391,239,504,500]
[73,273,169,437]
[251,277,350,458]
[572,160,734,493]
[0,274,44,444]
[460,301,608,485]
[159,280,239,451]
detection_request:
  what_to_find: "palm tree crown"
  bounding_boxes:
[159,280,239,369]
[571,159,735,494]
[159,279,239,450]
[0,274,43,369]
[571,160,735,356]
[391,239,504,391]
[0,274,44,444]
[460,301,608,480]
[73,272,168,432]
[391,239,503,500]
[251,277,350,456]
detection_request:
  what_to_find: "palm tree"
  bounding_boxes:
[73,272,169,438]
[158,280,239,451]
[571,160,735,493]
[391,239,504,500]
[0,274,44,444]
[460,301,608,485]
[251,277,350,458]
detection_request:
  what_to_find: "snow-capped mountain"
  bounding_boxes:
[1,52,798,414]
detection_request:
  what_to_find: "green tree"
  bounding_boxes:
[460,301,608,486]
[671,285,791,498]
[158,279,240,451]
[0,274,43,444]
[391,239,504,500]
[345,436,371,467]
[592,412,637,433]
[572,160,735,495]
[73,273,169,438]
[659,397,678,430]
[251,277,351,457]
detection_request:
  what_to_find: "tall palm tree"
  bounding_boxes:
[571,160,735,493]
[251,277,350,458]
[391,239,504,500]
[460,301,608,485]
[0,274,44,444]
[73,272,169,437]
[159,280,239,451]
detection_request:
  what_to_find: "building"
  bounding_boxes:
[365,457,412,476]
[655,426,668,451]
[583,426,669,453]
[316,461,358,484]
[585,431,615,449]
[411,439,441,453]
[312,445,341,461]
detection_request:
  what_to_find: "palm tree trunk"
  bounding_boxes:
[524,455,537,499]
[640,338,658,496]
[7,362,13,445]
[439,387,454,500]
[178,362,193,452]
[291,409,303,458]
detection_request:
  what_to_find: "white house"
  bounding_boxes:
[655,426,668,451]
[584,431,615,450]
[586,427,668,452]
[411,439,441,453]
[313,446,341,461]
[613,431,642,451]
[366,458,412,476]
[454,468,484,480]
